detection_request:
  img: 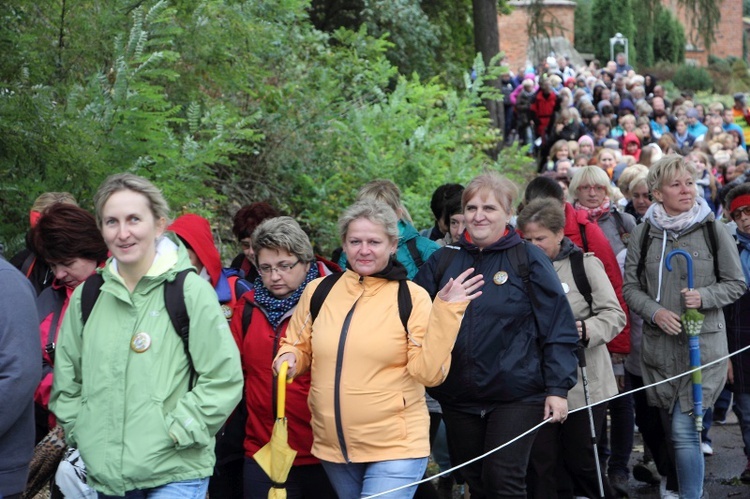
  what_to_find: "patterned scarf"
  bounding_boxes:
[737,229,750,286]
[648,199,705,238]
[575,197,611,222]
[253,263,320,329]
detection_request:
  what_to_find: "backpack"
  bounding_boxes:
[80,269,198,389]
[241,272,413,335]
[635,220,720,285]
[569,250,593,315]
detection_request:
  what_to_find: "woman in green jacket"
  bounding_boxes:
[50,173,243,498]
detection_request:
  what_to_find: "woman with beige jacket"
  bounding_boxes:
[272,200,483,499]
[518,198,626,499]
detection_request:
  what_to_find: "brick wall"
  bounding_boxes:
[662,0,743,66]
[498,0,743,71]
[498,1,576,73]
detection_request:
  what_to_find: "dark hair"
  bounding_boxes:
[725,182,750,212]
[429,183,464,220]
[524,176,565,204]
[441,190,464,229]
[232,202,281,240]
[32,203,108,264]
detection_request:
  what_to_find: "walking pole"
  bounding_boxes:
[578,323,605,498]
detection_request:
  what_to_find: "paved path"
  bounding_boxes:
[625,410,749,498]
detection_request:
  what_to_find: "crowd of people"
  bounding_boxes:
[2,54,750,499]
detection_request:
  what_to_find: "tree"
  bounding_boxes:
[471,0,503,138]
[1,0,535,255]
[574,0,594,55]
[653,8,685,64]
[590,0,636,64]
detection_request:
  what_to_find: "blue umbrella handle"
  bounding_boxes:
[665,249,694,289]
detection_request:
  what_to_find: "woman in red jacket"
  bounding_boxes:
[32,204,108,442]
[230,216,339,499]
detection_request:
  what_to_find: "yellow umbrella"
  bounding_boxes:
[253,361,297,499]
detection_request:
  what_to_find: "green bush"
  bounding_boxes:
[672,65,713,92]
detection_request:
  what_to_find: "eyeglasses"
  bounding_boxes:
[258,260,301,276]
[576,184,606,193]
[732,206,750,220]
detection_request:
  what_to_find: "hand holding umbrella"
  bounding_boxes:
[254,361,298,498]
[665,249,705,433]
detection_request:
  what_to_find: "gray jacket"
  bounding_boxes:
[623,214,745,412]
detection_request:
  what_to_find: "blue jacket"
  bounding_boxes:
[413,230,578,411]
[0,259,41,496]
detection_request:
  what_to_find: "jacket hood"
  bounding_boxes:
[622,132,641,161]
[398,219,419,243]
[168,214,222,288]
[553,237,580,262]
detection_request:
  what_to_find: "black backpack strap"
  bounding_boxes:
[81,273,105,325]
[406,238,424,269]
[507,241,534,302]
[397,280,413,333]
[21,252,37,279]
[310,273,345,322]
[703,221,720,282]
[569,250,593,314]
[636,221,652,280]
[165,269,195,390]
[434,245,461,291]
[241,299,255,335]
[578,223,589,253]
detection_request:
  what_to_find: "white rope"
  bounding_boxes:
[363,343,750,498]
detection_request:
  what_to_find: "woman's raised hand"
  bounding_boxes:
[437,268,484,303]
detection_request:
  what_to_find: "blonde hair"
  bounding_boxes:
[462,172,519,215]
[617,164,649,196]
[569,165,613,202]
[338,200,399,244]
[357,179,412,223]
[647,155,697,193]
[31,192,77,213]
[93,173,170,227]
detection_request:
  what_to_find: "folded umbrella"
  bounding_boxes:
[666,249,706,433]
[253,361,297,499]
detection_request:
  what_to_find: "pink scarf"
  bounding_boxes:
[575,197,611,222]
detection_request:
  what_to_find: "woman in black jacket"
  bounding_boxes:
[414,172,578,499]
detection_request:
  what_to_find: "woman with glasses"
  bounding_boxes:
[724,184,750,483]
[273,200,483,498]
[623,156,745,499]
[570,165,636,262]
[230,216,339,499]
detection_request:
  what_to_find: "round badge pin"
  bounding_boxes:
[130,332,152,353]
[221,304,233,320]
[493,271,509,285]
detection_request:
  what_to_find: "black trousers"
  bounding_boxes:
[527,403,613,499]
[442,402,543,499]
[629,369,678,491]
